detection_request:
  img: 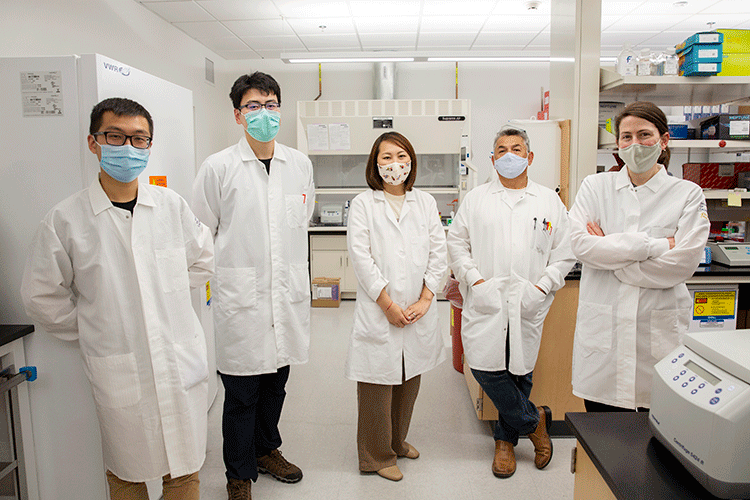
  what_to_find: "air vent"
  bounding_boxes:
[204,58,214,84]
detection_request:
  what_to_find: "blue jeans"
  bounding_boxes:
[220,366,290,481]
[471,368,539,445]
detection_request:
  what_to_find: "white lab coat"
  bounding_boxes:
[345,189,448,384]
[20,179,214,481]
[569,167,709,408]
[192,138,315,376]
[447,177,575,375]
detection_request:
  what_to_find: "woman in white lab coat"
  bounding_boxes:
[570,101,710,411]
[345,131,447,482]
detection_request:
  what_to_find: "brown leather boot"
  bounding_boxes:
[527,405,553,469]
[492,440,516,478]
[226,477,252,500]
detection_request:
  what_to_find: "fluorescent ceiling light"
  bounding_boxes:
[282,52,616,64]
[286,57,415,63]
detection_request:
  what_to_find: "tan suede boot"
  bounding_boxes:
[492,440,516,478]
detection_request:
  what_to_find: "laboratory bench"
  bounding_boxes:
[565,412,747,500]
[0,325,34,347]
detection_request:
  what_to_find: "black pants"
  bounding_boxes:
[220,366,290,481]
[584,399,648,413]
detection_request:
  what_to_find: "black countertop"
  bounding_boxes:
[0,325,34,348]
[565,262,750,281]
[565,412,746,500]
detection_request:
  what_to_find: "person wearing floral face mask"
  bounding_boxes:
[447,125,575,478]
[569,101,710,413]
[345,132,447,482]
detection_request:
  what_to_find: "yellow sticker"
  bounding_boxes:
[727,192,742,207]
[206,281,212,306]
[693,291,736,319]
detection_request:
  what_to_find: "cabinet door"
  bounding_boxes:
[311,250,345,285]
[342,254,358,293]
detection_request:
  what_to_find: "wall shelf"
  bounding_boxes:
[597,127,750,153]
[315,187,459,195]
[599,68,750,106]
[703,189,750,199]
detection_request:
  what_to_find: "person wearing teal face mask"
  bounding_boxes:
[22,97,214,500]
[192,72,315,500]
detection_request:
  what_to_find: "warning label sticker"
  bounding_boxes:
[693,291,737,320]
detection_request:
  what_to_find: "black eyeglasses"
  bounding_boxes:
[94,131,152,149]
[239,101,280,113]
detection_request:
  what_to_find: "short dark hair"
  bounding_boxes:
[229,72,281,109]
[615,101,671,168]
[365,132,417,192]
[89,97,153,137]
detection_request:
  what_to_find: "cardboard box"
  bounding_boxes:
[682,162,750,189]
[311,277,341,307]
[700,114,750,140]
[717,29,750,53]
[676,31,723,54]
[678,43,723,64]
[718,53,750,76]
[668,123,688,139]
[679,60,721,76]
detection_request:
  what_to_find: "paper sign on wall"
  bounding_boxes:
[21,71,63,116]
[307,124,329,151]
[329,123,351,150]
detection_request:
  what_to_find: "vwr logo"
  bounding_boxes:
[102,62,131,77]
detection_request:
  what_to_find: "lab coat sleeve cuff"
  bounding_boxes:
[366,277,389,303]
[648,237,671,259]
[424,276,440,297]
[536,276,553,295]
[466,269,483,287]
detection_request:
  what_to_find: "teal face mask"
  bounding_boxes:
[244,108,280,143]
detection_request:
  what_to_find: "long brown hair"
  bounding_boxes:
[614,101,671,168]
[365,132,417,191]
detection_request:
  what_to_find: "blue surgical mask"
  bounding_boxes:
[494,152,528,179]
[244,108,280,143]
[99,144,149,183]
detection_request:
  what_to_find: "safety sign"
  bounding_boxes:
[692,290,737,320]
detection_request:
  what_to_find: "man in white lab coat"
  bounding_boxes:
[192,72,314,499]
[21,97,214,500]
[447,126,575,478]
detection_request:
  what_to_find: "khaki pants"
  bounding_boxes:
[106,470,200,500]
[356,374,421,472]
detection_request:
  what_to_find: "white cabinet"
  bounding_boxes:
[310,234,357,294]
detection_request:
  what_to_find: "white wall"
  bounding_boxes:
[0,0,230,168]
[220,60,550,183]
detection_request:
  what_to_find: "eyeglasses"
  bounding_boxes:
[94,131,152,149]
[239,101,280,113]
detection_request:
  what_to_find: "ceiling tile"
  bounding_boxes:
[223,19,295,36]
[286,17,356,35]
[482,15,549,32]
[420,16,487,32]
[601,15,624,30]
[139,1,214,22]
[639,30,696,47]
[215,49,262,60]
[273,0,350,18]
[605,14,691,31]
[526,31,551,45]
[240,35,306,50]
[491,0,551,15]
[600,1,645,16]
[418,32,476,47]
[600,31,661,46]
[173,21,233,38]
[422,0,497,16]
[700,0,750,15]
[670,12,748,31]
[298,33,361,48]
[349,1,421,16]
[638,0,727,15]
[197,36,249,51]
[359,33,417,47]
[354,16,420,33]
[473,31,538,45]
[195,0,280,20]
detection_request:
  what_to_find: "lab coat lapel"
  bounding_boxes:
[399,190,415,223]
[374,190,400,229]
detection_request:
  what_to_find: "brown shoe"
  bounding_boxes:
[492,440,516,478]
[376,465,403,481]
[398,442,420,459]
[527,405,553,469]
[257,449,303,483]
[226,477,252,500]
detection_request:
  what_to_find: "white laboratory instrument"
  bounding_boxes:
[320,203,344,225]
[649,330,750,499]
[707,242,750,266]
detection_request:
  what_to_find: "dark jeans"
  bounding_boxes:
[584,399,648,413]
[471,368,539,445]
[220,366,290,481]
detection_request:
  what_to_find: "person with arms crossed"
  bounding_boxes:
[569,101,710,412]
[345,132,447,482]
[447,125,574,478]
[192,72,314,500]
[21,97,214,500]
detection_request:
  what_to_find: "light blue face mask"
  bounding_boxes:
[494,152,528,179]
[99,144,150,183]
[244,108,280,143]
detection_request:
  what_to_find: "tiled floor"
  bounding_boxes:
[199,300,576,500]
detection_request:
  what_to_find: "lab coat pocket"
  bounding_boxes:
[469,279,502,315]
[288,262,311,303]
[649,309,680,359]
[411,229,429,267]
[215,267,257,311]
[174,336,209,391]
[575,301,613,356]
[534,226,551,253]
[520,281,547,320]
[155,248,190,293]
[285,194,307,228]
[86,352,141,409]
